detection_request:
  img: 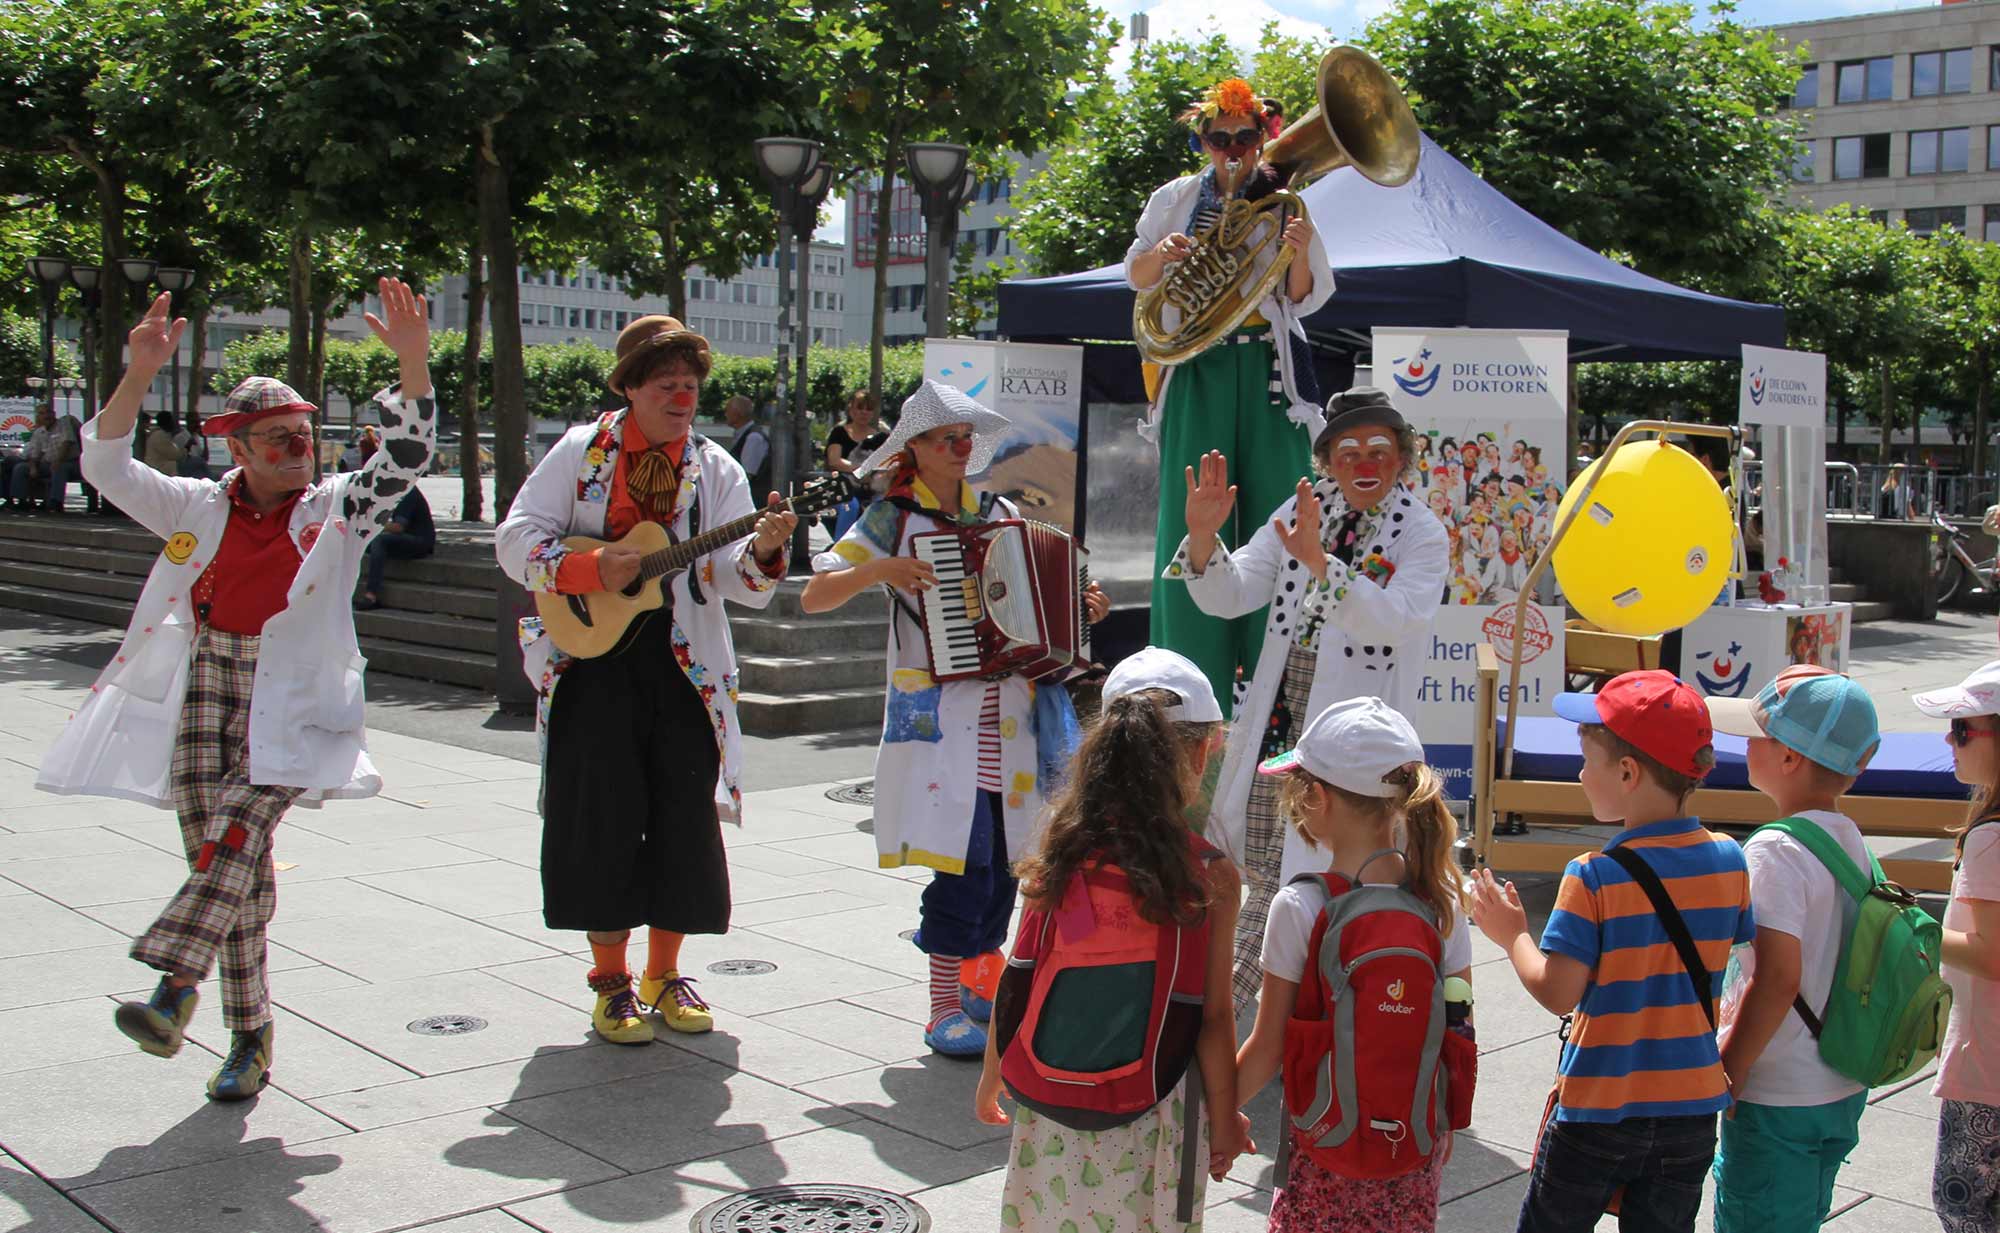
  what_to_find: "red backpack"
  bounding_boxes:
[1280,866,1477,1182]
[993,837,1218,1131]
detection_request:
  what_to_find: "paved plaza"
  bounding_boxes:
[0,609,1986,1232]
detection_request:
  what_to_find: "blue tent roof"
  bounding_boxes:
[997,135,1785,363]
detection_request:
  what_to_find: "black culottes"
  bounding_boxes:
[540,609,730,934]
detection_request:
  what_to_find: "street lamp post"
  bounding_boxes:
[26,258,70,415]
[754,135,823,572]
[117,259,158,412]
[904,143,973,339]
[69,265,105,514]
[155,267,197,429]
[784,161,839,570]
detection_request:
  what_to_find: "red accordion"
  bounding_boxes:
[911,519,1088,682]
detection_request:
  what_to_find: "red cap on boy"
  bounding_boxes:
[1553,669,1713,779]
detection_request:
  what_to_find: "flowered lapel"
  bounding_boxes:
[577,408,622,506]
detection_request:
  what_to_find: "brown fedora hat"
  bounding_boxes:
[608,314,712,394]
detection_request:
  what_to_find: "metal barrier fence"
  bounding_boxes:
[1744,461,1994,520]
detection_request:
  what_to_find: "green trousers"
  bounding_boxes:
[1149,335,1313,718]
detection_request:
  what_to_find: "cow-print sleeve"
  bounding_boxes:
[341,388,437,541]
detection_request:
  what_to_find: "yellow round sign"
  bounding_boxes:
[1552,442,1733,637]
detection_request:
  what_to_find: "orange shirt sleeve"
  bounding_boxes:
[554,547,604,595]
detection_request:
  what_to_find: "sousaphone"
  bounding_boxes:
[1133,48,1421,367]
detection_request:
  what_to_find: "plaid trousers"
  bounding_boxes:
[130,628,301,1030]
[1231,641,1320,1016]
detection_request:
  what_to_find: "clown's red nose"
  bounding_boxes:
[671,392,696,410]
[286,434,310,458]
[949,437,973,459]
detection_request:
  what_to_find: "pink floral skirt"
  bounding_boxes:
[1267,1131,1446,1233]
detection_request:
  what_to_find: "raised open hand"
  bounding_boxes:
[126,293,186,375]
[1271,477,1329,579]
[1183,450,1238,542]
[363,276,429,362]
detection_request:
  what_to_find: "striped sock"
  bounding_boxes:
[928,953,963,1028]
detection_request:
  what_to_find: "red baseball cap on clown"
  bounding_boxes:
[203,376,317,439]
[1553,669,1714,780]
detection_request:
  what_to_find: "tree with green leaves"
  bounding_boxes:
[822,0,1114,403]
[1363,0,1803,289]
[1919,227,2000,475]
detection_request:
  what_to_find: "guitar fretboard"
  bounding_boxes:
[635,489,820,581]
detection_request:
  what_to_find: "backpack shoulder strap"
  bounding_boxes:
[1603,845,1716,1029]
[1758,817,1877,901]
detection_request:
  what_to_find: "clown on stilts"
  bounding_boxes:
[1128,77,1335,716]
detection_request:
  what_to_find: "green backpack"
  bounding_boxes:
[1757,818,1952,1087]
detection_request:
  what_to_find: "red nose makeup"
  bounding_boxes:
[286,434,311,458]
[1356,462,1381,477]
[949,437,974,459]
[671,392,696,410]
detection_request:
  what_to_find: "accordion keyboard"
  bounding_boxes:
[913,535,983,678]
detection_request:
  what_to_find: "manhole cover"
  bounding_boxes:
[690,1184,929,1232]
[825,780,874,806]
[706,959,777,977]
[406,1014,488,1036]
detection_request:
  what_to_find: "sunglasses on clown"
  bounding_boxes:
[1203,128,1264,152]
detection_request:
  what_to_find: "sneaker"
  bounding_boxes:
[588,969,654,1045]
[959,951,1003,1022]
[925,1009,988,1058]
[640,970,714,1034]
[113,978,199,1058]
[207,1022,273,1102]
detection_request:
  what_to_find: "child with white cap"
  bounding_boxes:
[1233,696,1473,1232]
[975,646,1245,1231]
[1914,660,2000,1233]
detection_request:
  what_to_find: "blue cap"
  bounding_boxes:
[1706,666,1880,777]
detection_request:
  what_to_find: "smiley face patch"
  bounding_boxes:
[162,532,198,565]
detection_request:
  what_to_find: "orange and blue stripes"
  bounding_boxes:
[1539,817,1755,1123]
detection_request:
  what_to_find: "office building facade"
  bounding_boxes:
[1772,0,2000,239]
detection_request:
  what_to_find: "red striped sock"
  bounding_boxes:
[928,953,963,1028]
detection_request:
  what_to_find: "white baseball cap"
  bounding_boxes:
[1914,659,2000,719]
[1258,696,1424,798]
[1101,647,1223,723]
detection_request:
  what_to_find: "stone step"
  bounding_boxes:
[1828,582,1865,603]
[731,615,887,656]
[353,606,492,655]
[0,512,162,554]
[357,635,495,692]
[0,582,133,631]
[0,560,142,603]
[736,651,887,694]
[735,686,885,736]
[371,578,496,621]
[0,536,155,578]
[1849,600,1894,624]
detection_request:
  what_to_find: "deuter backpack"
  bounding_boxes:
[1757,817,1952,1087]
[992,838,1217,1222]
[1279,863,1475,1183]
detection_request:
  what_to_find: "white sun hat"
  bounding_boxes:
[1914,659,2000,719]
[1257,696,1425,798]
[1102,646,1224,723]
[854,379,1012,477]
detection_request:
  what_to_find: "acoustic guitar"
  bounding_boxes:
[536,477,845,659]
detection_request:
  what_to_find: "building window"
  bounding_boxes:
[1986,205,2000,243]
[1990,126,2000,173]
[539,272,552,286]
[584,273,596,290]
[584,308,597,330]
[1833,133,1890,180]
[536,304,552,325]
[745,285,758,306]
[1912,49,1972,97]
[1789,65,1818,109]
[519,266,530,283]
[1911,128,1971,175]
[520,302,534,325]
[1906,206,1968,236]
[566,307,578,327]
[1836,56,1893,103]
[1789,141,1813,182]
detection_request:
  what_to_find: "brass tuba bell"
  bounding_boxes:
[1133,47,1421,367]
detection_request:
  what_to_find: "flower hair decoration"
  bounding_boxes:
[1180,78,1284,138]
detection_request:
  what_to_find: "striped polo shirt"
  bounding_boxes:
[1540,817,1755,1123]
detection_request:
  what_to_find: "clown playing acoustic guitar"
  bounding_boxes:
[536,477,844,659]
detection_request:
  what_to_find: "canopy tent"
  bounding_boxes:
[997,135,1785,365]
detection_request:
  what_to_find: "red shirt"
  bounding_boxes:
[193,478,306,634]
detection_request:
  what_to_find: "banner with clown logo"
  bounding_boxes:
[1373,328,1569,799]
[0,397,34,453]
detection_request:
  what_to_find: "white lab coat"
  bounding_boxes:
[1166,481,1448,872]
[494,409,780,823]
[811,488,1043,874]
[1125,172,1336,444]
[37,394,437,808]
